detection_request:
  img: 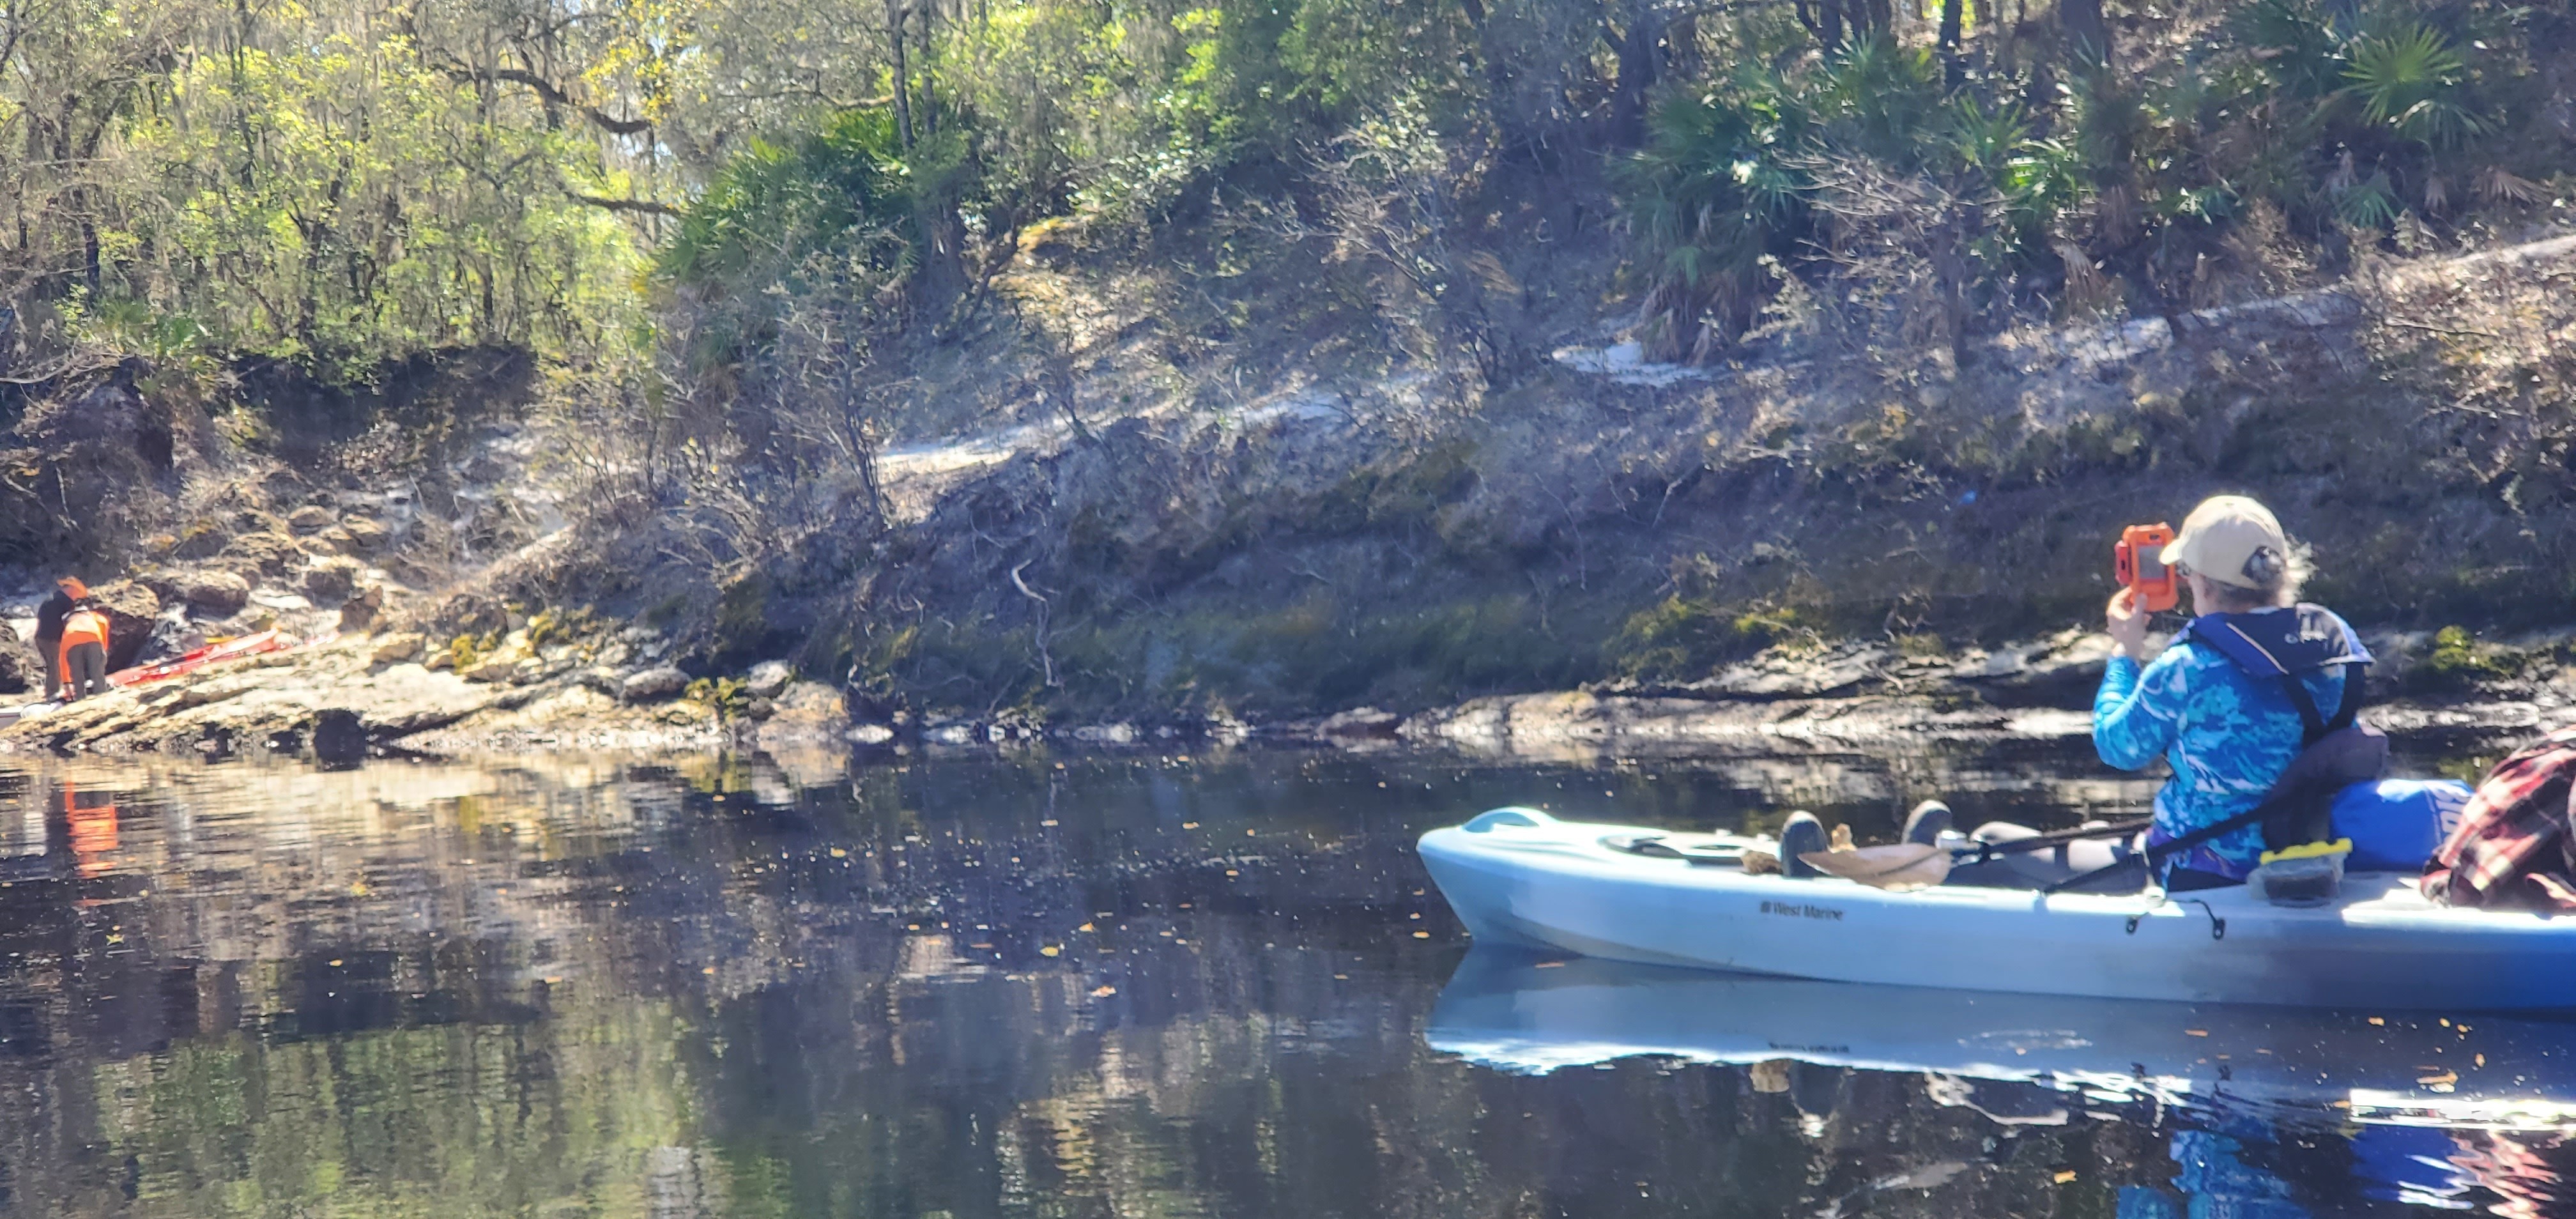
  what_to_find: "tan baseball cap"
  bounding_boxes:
[2165,495,2290,589]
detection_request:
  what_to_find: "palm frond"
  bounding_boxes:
[2330,169,2402,228]
[2343,24,2488,150]
[2229,0,2345,97]
[2476,166,2547,205]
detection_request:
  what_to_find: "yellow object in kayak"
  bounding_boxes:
[2259,838,2353,865]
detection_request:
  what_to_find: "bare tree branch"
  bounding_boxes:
[574,193,682,217]
[436,61,655,135]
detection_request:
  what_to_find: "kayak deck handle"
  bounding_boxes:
[1462,807,1556,833]
[2125,898,2228,939]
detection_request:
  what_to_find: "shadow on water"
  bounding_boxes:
[0,740,2557,1216]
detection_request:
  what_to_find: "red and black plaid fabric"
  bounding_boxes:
[2423,725,2576,909]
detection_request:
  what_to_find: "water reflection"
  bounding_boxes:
[1429,950,2576,1117]
[1434,949,2576,1215]
[0,745,2555,1216]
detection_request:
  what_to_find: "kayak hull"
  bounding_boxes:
[1429,948,2576,1124]
[1419,808,2576,1011]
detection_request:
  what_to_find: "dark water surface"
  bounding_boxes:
[0,741,2566,1217]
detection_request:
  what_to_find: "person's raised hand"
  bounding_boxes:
[2105,587,2152,663]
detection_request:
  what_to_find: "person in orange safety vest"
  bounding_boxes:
[63,784,116,879]
[57,602,109,700]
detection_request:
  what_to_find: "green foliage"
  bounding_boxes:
[1805,37,1947,164]
[1609,595,1811,682]
[1624,36,2092,359]
[658,107,917,372]
[15,0,650,379]
[2332,171,2404,228]
[1622,65,1813,354]
[1625,0,2536,362]
[6,0,2547,392]
[2219,0,2508,233]
[662,111,914,291]
[2419,624,2512,689]
[685,675,753,717]
[941,3,1225,222]
[527,608,590,650]
[2436,752,2501,783]
[923,0,1473,231]
[1280,0,1473,121]
[2344,24,2489,149]
[2228,0,2350,98]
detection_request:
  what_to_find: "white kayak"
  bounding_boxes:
[1418,808,2576,1011]
[1428,949,2576,1128]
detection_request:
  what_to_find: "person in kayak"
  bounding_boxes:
[2092,494,2365,889]
[1928,495,2372,891]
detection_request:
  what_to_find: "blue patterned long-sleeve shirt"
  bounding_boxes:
[2094,642,2347,879]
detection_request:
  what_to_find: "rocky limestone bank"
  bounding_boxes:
[0,632,854,760]
[846,621,2571,763]
[1365,623,2576,763]
[0,614,2554,768]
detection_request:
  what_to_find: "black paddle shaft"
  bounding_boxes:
[1955,817,2153,865]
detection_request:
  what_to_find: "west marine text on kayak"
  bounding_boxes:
[1759,900,1846,921]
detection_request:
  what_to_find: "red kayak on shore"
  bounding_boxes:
[109,630,298,688]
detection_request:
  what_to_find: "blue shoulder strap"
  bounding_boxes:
[2179,605,2371,676]
[2181,605,2371,744]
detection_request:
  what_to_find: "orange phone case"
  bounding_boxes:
[2115,523,2179,613]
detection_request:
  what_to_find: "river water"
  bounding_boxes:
[0,740,2563,1217]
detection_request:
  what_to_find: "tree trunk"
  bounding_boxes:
[1938,0,1965,83]
[1861,0,1894,39]
[1796,0,1849,49]
[2060,0,2110,65]
[885,0,914,150]
[917,0,937,139]
[1665,15,1704,85]
[1456,0,1536,157]
[1607,0,1664,148]
[80,215,100,293]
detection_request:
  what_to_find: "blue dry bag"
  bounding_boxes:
[2329,779,2471,871]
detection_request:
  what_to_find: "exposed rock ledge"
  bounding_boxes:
[1395,691,2096,763]
[0,636,850,759]
[1387,689,2554,764]
[0,628,2554,767]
